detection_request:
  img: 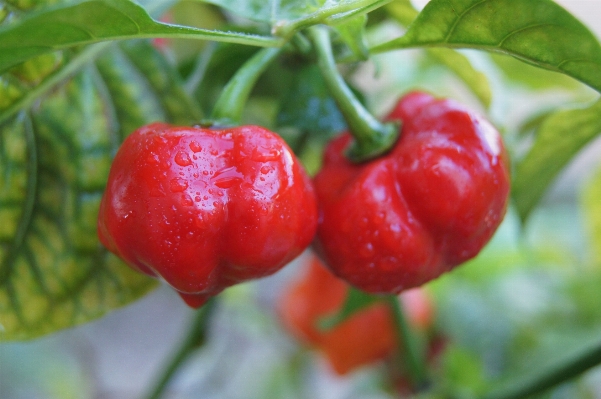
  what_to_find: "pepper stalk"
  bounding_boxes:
[309,25,399,162]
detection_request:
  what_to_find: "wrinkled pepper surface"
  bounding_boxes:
[313,92,510,293]
[98,123,317,307]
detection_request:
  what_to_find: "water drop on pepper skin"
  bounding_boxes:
[175,151,192,166]
[170,178,189,192]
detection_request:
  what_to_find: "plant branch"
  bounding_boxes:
[209,47,282,126]
[142,298,218,399]
[385,294,429,391]
[309,25,398,162]
[482,335,601,399]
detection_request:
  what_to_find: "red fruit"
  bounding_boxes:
[98,123,317,307]
[313,92,510,293]
[279,254,434,375]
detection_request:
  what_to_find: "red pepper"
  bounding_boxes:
[98,123,317,308]
[313,92,510,294]
[279,253,434,375]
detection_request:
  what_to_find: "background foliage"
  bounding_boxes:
[1,0,601,398]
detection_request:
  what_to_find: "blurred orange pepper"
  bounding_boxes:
[279,253,434,375]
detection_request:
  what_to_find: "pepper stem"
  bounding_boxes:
[142,298,218,399]
[385,294,429,391]
[209,47,282,126]
[309,25,399,162]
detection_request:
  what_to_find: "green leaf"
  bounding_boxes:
[581,167,601,264]
[0,42,199,340]
[513,100,601,222]
[0,85,156,341]
[332,14,369,61]
[491,53,584,91]
[200,0,321,22]
[373,0,601,93]
[0,0,282,74]
[318,286,380,330]
[276,64,347,136]
[384,0,418,27]
[426,48,491,107]
[202,0,391,37]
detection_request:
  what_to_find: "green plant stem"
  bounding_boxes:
[309,26,398,162]
[385,294,429,391]
[209,47,282,126]
[273,0,393,38]
[143,298,218,399]
[482,336,601,399]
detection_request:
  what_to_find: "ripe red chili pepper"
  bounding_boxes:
[279,253,434,375]
[98,123,317,308]
[313,92,510,294]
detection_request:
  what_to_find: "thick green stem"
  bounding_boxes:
[142,298,218,399]
[385,295,429,391]
[210,47,282,126]
[482,336,601,399]
[309,26,398,162]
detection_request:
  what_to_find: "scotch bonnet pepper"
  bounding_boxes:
[313,92,510,293]
[279,253,434,375]
[98,123,317,308]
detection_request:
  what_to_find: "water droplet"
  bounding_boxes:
[181,194,194,206]
[193,172,199,178]
[175,151,192,166]
[147,152,159,164]
[195,196,201,202]
[252,147,281,162]
[212,166,244,189]
[202,170,209,176]
[260,166,271,174]
[189,141,202,152]
[170,178,188,192]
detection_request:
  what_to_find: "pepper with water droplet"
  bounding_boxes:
[313,92,510,294]
[97,122,318,308]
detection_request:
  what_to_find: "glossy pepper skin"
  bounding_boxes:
[313,92,510,294]
[278,253,433,375]
[98,123,318,308]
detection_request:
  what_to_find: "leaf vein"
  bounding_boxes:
[444,0,488,42]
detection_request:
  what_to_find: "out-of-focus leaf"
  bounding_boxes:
[318,286,380,330]
[581,167,601,264]
[384,1,491,107]
[332,14,369,61]
[200,0,390,38]
[373,0,601,93]
[276,64,346,136]
[0,42,199,340]
[438,346,489,397]
[491,53,584,91]
[0,0,282,74]
[513,100,601,223]
[200,0,323,22]
[426,48,491,107]
[384,0,418,27]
